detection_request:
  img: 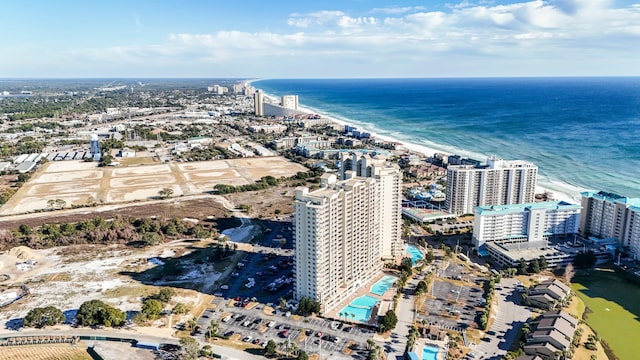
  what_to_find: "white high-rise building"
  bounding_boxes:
[579,191,640,259]
[338,152,402,259]
[625,207,640,260]
[446,157,538,215]
[473,201,581,249]
[281,95,299,110]
[294,174,384,313]
[254,90,264,116]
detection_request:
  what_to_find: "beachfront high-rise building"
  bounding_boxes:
[338,152,402,259]
[579,191,640,259]
[446,157,538,215]
[281,95,299,110]
[473,201,581,249]
[294,174,384,313]
[254,90,264,116]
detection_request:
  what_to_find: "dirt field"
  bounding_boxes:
[0,157,307,215]
[0,343,92,360]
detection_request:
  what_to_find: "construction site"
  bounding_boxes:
[0,156,307,215]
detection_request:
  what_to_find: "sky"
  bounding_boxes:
[1,0,639,78]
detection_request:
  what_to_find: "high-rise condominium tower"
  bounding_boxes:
[293,174,384,313]
[254,90,264,116]
[446,157,538,215]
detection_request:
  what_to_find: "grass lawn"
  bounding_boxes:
[571,269,640,360]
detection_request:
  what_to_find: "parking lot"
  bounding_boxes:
[188,218,376,359]
[215,219,296,305]
[420,262,486,331]
[197,299,374,359]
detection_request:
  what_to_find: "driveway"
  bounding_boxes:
[472,278,530,359]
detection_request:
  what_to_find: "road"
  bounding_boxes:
[381,276,418,360]
[0,328,179,345]
[472,278,531,360]
[0,327,267,360]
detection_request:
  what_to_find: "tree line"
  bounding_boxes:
[213,170,322,194]
[0,216,214,251]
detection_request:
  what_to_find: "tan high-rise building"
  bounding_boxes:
[254,90,264,116]
[294,174,384,313]
[446,157,538,215]
[579,191,640,259]
[338,152,402,259]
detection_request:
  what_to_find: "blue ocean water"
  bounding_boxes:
[254,78,640,199]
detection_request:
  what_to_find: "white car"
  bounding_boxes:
[243,336,252,342]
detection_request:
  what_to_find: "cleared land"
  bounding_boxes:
[0,157,307,215]
[0,343,91,360]
[571,269,640,360]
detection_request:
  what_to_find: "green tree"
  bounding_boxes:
[415,280,429,295]
[23,306,65,328]
[425,249,435,264]
[528,258,541,274]
[538,255,548,271]
[207,320,219,338]
[99,154,113,167]
[141,299,164,320]
[141,231,163,246]
[18,224,32,235]
[173,302,189,315]
[296,297,321,316]
[76,299,125,327]
[518,258,529,275]
[158,187,174,199]
[152,288,175,303]
[378,310,398,332]
[400,257,413,273]
[179,336,199,360]
[297,350,309,360]
[265,339,278,357]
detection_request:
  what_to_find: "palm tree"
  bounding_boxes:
[339,312,344,321]
[278,297,288,310]
[366,339,376,350]
[207,320,219,338]
[350,313,356,322]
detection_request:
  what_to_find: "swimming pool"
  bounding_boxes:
[422,345,439,360]
[339,295,379,322]
[406,244,424,265]
[370,275,398,296]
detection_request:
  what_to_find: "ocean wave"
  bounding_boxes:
[255,78,640,199]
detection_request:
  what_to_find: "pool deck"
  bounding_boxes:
[327,271,400,325]
[412,338,448,360]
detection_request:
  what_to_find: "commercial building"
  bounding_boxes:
[579,191,640,259]
[473,201,581,249]
[485,238,612,269]
[446,157,538,215]
[294,174,383,313]
[338,152,403,259]
[254,90,264,116]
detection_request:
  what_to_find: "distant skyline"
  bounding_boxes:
[1,0,639,78]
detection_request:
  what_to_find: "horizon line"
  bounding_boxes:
[2,75,640,81]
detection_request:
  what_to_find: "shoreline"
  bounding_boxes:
[250,80,581,205]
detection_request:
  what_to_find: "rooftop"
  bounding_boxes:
[582,190,640,207]
[476,201,580,216]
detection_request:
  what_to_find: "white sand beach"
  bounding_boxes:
[253,82,580,205]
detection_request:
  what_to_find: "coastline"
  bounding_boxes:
[249,80,580,205]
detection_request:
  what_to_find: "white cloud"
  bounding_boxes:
[287,10,346,28]
[370,6,426,14]
[36,1,640,77]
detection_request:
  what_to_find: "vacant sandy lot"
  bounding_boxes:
[0,157,307,215]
